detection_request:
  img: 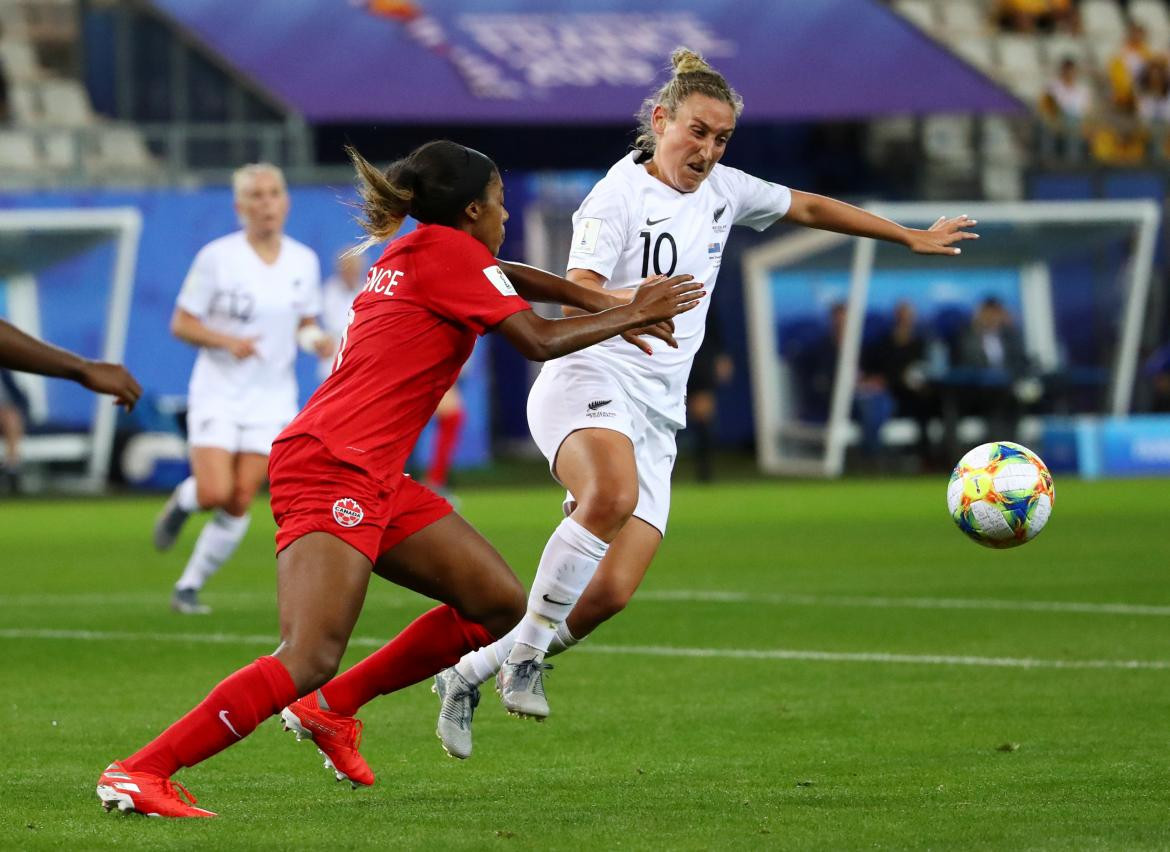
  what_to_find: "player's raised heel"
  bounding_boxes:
[496,659,552,720]
[433,667,480,759]
[280,695,375,788]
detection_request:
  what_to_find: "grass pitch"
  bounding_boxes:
[2,475,1169,850]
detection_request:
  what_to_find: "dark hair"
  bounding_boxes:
[347,140,498,253]
[634,48,743,155]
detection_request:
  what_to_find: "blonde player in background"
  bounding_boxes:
[153,163,330,615]
[431,48,978,758]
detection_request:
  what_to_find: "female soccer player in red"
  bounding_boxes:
[96,139,703,818]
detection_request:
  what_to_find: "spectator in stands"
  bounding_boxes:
[995,0,1079,33]
[794,301,893,464]
[1040,57,1093,160]
[1108,20,1154,111]
[954,296,1034,439]
[794,301,847,423]
[860,300,938,469]
[1142,342,1170,412]
[0,369,25,493]
[1138,58,1170,158]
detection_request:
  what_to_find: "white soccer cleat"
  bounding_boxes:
[496,659,552,720]
[171,587,211,615]
[433,667,480,759]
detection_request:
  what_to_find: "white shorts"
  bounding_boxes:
[187,407,287,456]
[527,360,678,535]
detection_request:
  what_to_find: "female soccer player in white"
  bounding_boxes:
[432,48,977,757]
[153,163,332,615]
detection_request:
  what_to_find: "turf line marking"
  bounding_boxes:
[2,628,1167,671]
[637,590,1170,617]
[4,590,1169,618]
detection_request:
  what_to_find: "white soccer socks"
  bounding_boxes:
[175,476,200,512]
[454,518,605,684]
[174,510,251,592]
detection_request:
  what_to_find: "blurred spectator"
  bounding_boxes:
[995,0,1079,33]
[954,296,1037,440]
[1142,342,1170,412]
[1040,57,1093,160]
[1090,99,1148,165]
[1138,58,1170,158]
[317,250,366,381]
[1108,21,1154,110]
[794,301,847,423]
[860,301,938,468]
[0,369,26,493]
[793,302,893,464]
[685,302,734,482]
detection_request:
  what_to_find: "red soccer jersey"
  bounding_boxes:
[279,224,531,484]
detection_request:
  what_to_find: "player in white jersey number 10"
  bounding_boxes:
[153,163,332,615]
[432,47,978,757]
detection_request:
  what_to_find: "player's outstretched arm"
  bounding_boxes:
[494,275,704,362]
[783,190,979,255]
[0,318,142,410]
[497,261,621,313]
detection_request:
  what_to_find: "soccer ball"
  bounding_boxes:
[946,441,1054,549]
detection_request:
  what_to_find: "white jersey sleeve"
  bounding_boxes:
[176,244,218,317]
[566,179,633,281]
[722,166,793,232]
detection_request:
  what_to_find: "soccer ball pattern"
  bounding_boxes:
[947,441,1054,549]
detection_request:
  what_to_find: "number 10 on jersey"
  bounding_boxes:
[639,230,678,278]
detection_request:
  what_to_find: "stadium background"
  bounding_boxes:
[1,0,1168,483]
[3,1,1170,848]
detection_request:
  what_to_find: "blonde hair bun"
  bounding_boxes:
[671,48,712,76]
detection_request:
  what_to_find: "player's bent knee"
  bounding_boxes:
[466,577,526,638]
[195,483,231,510]
[574,487,637,536]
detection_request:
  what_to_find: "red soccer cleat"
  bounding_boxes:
[96,762,216,818]
[281,693,375,788]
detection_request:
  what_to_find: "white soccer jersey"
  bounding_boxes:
[555,151,792,425]
[177,231,322,424]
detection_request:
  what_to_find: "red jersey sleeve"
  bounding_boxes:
[425,232,531,335]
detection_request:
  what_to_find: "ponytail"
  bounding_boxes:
[347,144,414,256]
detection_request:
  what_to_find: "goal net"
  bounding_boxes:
[0,208,143,491]
[743,200,1161,477]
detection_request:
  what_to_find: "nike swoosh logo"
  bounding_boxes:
[542,593,573,607]
[645,216,671,226]
[219,709,242,739]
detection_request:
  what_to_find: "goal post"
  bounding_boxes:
[0,207,143,491]
[743,200,1161,477]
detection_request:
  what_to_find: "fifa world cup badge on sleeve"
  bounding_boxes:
[572,218,602,255]
[332,498,364,528]
[482,266,518,296]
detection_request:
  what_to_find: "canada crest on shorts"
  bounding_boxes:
[332,497,364,528]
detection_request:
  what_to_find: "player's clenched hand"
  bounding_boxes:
[78,361,143,411]
[629,274,704,326]
[904,214,979,255]
[227,336,260,359]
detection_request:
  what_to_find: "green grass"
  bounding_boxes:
[2,477,1170,850]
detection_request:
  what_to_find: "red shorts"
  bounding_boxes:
[268,434,453,564]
